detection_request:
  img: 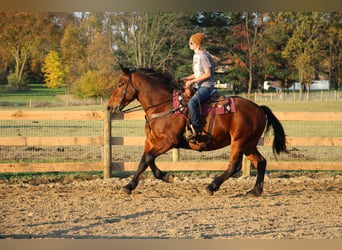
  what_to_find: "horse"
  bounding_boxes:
[107,65,287,196]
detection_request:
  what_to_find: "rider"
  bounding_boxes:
[180,33,216,144]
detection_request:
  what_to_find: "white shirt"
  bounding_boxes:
[192,50,215,88]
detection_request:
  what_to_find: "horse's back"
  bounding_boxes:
[228,97,267,139]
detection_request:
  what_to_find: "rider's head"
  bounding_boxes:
[189,33,206,49]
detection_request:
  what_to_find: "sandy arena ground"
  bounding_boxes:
[0,172,341,239]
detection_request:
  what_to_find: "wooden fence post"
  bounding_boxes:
[103,108,112,179]
[172,148,180,162]
[242,155,251,177]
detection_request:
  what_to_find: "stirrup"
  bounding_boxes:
[188,126,200,144]
[185,124,195,139]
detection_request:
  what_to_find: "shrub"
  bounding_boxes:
[6,73,29,91]
[72,70,117,98]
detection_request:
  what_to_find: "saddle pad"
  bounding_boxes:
[173,90,236,116]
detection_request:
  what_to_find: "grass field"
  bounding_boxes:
[0,83,342,112]
[0,83,64,106]
[0,83,103,109]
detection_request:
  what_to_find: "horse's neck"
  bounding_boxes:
[138,87,173,113]
[133,73,174,112]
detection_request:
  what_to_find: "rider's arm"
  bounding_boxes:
[185,67,211,88]
[180,74,195,82]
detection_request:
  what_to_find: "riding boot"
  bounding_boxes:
[188,132,200,144]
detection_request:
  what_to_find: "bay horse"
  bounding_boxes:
[107,65,287,196]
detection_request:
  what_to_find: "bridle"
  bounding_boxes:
[116,76,139,113]
[116,75,173,114]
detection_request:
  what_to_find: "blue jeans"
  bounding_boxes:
[188,86,213,132]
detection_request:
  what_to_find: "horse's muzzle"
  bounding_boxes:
[107,106,113,113]
[107,105,122,114]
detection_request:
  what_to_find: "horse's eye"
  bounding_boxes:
[117,82,125,88]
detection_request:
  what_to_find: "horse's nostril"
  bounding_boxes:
[107,106,113,112]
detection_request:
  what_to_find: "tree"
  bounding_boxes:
[223,12,265,95]
[244,12,265,95]
[325,12,342,90]
[74,30,118,98]
[42,50,67,90]
[61,13,118,98]
[61,23,87,86]
[282,12,323,97]
[110,12,185,70]
[260,13,296,91]
[0,12,56,86]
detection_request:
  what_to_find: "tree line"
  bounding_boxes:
[0,12,341,98]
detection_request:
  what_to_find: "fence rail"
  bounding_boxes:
[0,110,341,175]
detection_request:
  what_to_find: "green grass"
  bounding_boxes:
[257,101,342,112]
[0,83,104,110]
[0,83,65,105]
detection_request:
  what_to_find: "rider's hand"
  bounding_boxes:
[185,80,193,88]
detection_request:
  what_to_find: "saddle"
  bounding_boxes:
[173,88,236,117]
[173,88,236,150]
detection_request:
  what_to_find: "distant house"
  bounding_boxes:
[215,80,230,89]
[264,80,330,91]
[263,81,282,92]
[288,80,329,91]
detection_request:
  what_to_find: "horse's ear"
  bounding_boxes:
[119,64,131,76]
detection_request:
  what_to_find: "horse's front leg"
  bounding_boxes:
[121,154,149,194]
[121,152,174,194]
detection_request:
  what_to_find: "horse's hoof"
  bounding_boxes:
[205,186,215,196]
[163,172,174,183]
[121,186,132,195]
[246,189,262,197]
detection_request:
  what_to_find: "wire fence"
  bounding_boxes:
[1,116,341,167]
[0,119,103,164]
[245,89,341,103]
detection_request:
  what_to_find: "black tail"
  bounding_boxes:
[260,105,287,156]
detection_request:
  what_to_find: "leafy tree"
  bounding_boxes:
[223,12,265,95]
[324,12,342,90]
[74,30,117,98]
[61,23,87,86]
[0,12,57,86]
[282,12,323,97]
[260,13,296,91]
[42,50,67,90]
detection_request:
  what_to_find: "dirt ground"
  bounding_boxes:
[0,172,341,239]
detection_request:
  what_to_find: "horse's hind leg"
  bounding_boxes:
[245,149,267,197]
[206,144,243,195]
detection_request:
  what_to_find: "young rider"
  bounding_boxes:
[180,33,216,144]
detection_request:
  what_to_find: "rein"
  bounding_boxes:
[121,104,144,113]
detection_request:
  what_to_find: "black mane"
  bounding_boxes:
[135,68,182,91]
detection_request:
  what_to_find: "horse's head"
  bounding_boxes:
[107,64,138,113]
